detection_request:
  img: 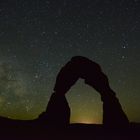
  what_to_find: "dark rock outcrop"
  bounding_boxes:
[43,56,129,127]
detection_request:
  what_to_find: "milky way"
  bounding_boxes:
[0,0,140,123]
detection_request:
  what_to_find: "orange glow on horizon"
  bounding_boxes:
[71,117,99,124]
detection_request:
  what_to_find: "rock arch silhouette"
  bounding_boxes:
[39,56,129,128]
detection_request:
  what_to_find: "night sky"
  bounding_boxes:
[0,0,140,124]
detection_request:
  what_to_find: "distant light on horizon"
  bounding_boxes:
[71,116,100,124]
[78,119,97,124]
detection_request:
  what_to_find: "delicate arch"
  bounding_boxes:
[39,56,129,128]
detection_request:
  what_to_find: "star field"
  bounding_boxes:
[0,0,140,123]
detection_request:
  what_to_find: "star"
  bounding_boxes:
[34,74,39,79]
[26,106,30,112]
[122,45,126,49]
[121,55,125,59]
